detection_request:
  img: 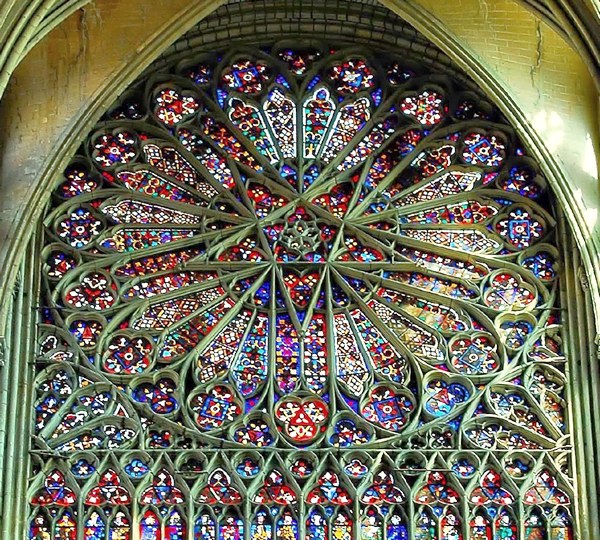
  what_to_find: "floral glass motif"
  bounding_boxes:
[33,43,571,539]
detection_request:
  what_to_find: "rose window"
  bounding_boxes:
[32,43,573,540]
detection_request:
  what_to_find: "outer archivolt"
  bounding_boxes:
[32,42,573,539]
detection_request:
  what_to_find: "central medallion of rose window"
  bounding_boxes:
[274,207,327,262]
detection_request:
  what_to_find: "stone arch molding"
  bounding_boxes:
[0,0,599,539]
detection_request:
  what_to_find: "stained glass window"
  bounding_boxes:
[33,43,574,539]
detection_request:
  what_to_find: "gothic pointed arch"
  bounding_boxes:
[28,37,579,539]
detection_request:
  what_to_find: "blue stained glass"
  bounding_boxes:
[452,458,476,478]
[71,458,95,478]
[494,197,514,206]
[371,88,383,106]
[342,394,359,412]
[307,76,320,90]
[275,74,291,89]
[124,458,150,478]
[254,281,271,306]
[306,510,327,540]
[215,89,228,109]
[280,165,298,189]
[245,396,260,412]
[387,514,409,540]
[303,164,320,189]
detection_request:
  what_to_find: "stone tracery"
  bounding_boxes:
[32,42,573,539]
